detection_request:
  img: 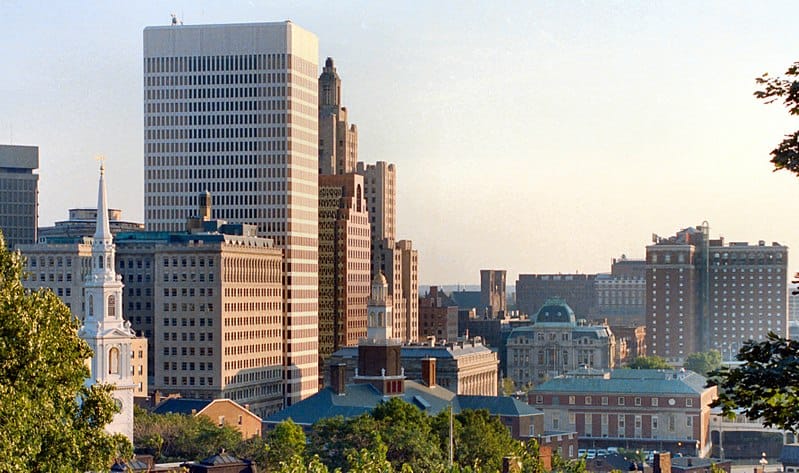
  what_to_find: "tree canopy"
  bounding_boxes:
[754,61,799,175]
[626,355,671,370]
[0,233,127,471]
[683,350,722,376]
[709,332,799,433]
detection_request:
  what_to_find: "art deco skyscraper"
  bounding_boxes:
[143,22,319,405]
[318,58,358,175]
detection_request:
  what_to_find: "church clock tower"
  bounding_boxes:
[78,161,135,441]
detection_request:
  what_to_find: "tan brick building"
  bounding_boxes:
[318,173,371,374]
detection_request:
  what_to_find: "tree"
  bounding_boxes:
[753,61,799,175]
[709,332,799,433]
[626,355,671,370]
[683,350,722,376]
[371,397,445,472]
[451,409,522,473]
[501,378,516,396]
[265,419,307,471]
[0,234,128,471]
[134,408,241,462]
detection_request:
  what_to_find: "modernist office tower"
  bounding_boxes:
[318,173,370,368]
[357,161,396,246]
[318,58,358,175]
[646,225,788,361]
[0,144,38,247]
[79,164,137,441]
[143,22,320,404]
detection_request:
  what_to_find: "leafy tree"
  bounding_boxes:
[452,409,522,473]
[308,415,384,471]
[265,419,307,471]
[134,407,241,461]
[371,397,445,472]
[709,332,799,433]
[753,61,799,175]
[501,378,516,396]
[0,234,128,471]
[626,355,671,370]
[683,350,722,376]
[551,451,587,473]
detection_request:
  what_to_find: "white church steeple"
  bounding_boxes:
[79,160,135,442]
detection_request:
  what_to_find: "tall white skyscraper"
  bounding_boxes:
[143,21,320,405]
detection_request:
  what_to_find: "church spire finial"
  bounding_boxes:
[94,157,112,241]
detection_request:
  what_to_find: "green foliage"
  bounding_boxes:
[552,451,587,473]
[265,419,307,471]
[501,378,516,396]
[134,407,242,462]
[451,409,521,473]
[683,350,722,376]
[754,62,799,175]
[308,415,383,471]
[626,355,671,370]
[0,235,127,471]
[709,332,799,433]
[371,397,445,472]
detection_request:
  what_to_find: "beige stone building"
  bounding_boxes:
[151,227,284,417]
[318,57,358,175]
[318,173,371,374]
[327,337,499,396]
[144,21,320,406]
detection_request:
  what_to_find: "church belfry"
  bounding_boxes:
[79,161,136,441]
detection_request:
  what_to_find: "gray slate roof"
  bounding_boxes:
[265,381,541,427]
[152,398,212,415]
[536,369,709,395]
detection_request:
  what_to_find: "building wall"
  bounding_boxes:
[516,274,597,318]
[199,400,262,439]
[143,22,320,405]
[0,144,38,248]
[357,161,395,245]
[318,174,370,369]
[18,241,92,318]
[480,269,507,318]
[531,376,717,454]
[419,287,459,341]
[131,336,149,398]
[151,237,284,418]
[507,326,615,387]
[398,240,419,342]
[326,340,499,396]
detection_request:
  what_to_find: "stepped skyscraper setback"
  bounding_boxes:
[143,21,319,405]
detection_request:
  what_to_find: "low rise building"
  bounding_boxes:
[153,398,262,439]
[531,368,717,456]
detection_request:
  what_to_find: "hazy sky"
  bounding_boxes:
[3,1,799,285]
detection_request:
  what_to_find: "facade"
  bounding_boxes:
[647,226,788,360]
[611,324,646,363]
[78,164,136,441]
[150,226,284,417]
[318,57,358,175]
[481,269,507,318]
[317,173,370,370]
[595,272,646,325]
[516,274,597,318]
[327,337,500,396]
[506,298,615,387]
[0,144,38,247]
[143,21,320,405]
[397,239,419,342]
[531,369,718,456]
[153,398,262,439]
[357,161,396,245]
[419,286,459,341]
[38,208,143,242]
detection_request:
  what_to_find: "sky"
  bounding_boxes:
[3,0,799,285]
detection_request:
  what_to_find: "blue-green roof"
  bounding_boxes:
[535,369,709,395]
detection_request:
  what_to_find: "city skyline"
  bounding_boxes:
[4,1,799,284]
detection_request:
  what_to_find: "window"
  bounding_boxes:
[651,398,658,407]
[568,396,575,405]
[618,396,625,406]
[601,396,608,406]
[685,398,693,407]
[652,416,658,430]
[585,396,592,405]
[635,397,641,406]
[535,395,543,404]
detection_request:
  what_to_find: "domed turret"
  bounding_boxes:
[370,272,388,304]
[534,297,577,326]
[367,272,392,340]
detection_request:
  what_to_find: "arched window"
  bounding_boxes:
[98,255,103,269]
[108,295,116,318]
[109,347,120,374]
[88,295,94,318]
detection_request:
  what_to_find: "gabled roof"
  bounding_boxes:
[265,382,542,428]
[153,398,212,415]
[458,395,542,417]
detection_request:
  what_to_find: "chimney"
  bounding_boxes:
[330,363,347,395]
[422,357,436,387]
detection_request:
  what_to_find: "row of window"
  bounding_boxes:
[536,394,694,408]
